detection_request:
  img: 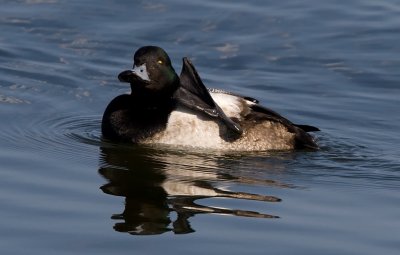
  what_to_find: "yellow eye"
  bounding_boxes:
[157,60,163,64]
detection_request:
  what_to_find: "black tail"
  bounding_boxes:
[294,124,320,132]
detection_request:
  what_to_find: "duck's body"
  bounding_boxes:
[144,91,312,151]
[102,46,319,151]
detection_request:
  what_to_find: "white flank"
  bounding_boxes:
[143,92,294,151]
[146,108,224,148]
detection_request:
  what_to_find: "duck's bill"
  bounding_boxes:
[118,64,151,84]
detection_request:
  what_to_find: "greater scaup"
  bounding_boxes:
[101,46,319,151]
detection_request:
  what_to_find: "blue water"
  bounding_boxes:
[1,0,400,254]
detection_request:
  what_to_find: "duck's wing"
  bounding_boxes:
[207,87,319,133]
[247,103,319,149]
[207,88,259,104]
[206,89,319,149]
[249,104,320,133]
[174,57,243,135]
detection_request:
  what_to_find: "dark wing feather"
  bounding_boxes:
[294,124,320,132]
[250,104,319,133]
[174,57,242,134]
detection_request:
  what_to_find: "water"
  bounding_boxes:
[1,0,399,254]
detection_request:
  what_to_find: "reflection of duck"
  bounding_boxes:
[99,145,288,235]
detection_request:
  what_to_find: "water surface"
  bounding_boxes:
[1,0,399,254]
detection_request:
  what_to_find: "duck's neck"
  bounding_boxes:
[130,87,176,109]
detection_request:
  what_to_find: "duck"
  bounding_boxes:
[101,46,319,151]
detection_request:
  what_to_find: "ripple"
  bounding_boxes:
[298,132,400,190]
[3,114,102,160]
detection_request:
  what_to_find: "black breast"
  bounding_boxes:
[101,94,175,142]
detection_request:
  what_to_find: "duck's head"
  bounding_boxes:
[118,46,180,97]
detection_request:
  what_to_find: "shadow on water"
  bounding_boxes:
[98,144,291,235]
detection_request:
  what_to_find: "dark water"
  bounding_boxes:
[1,0,400,254]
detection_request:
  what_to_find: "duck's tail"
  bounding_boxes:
[294,124,320,132]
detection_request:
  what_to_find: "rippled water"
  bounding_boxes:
[1,0,400,254]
